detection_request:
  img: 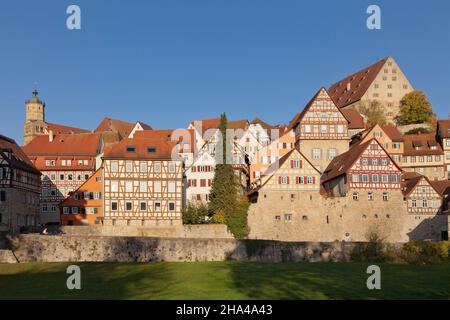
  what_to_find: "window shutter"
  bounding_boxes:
[313,176,316,184]
[290,160,294,168]
[300,160,303,168]
[295,176,299,184]
[287,176,290,184]
[192,166,196,172]
[188,180,191,187]
[304,176,307,184]
[278,176,281,184]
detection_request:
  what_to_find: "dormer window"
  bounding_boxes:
[148,147,156,153]
[126,146,136,152]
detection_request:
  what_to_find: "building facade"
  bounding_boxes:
[102,133,184,226]
[60,169,103,226]
[437,120,450,179]
[0,135,41,233]
[24,133,103,224]
[289,87,350,173]
[402,173,443,215]
[402,133,445,180]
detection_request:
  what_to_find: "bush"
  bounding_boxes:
[351,232,396,263]
[182,202,209,224]
[211,210,226,224]
[405,127,431,134]
[401,241,450,264]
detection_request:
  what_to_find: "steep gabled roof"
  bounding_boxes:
[381,125,404,142]
[251,117,275,130]
[0,134,40,174]
[287,87,350,131]
[46,123,89,135]
[226,119,249,131]
[341,108,366,130]
[189,118,221,135]
[402,173,443,197]
[430,180,450,197]
[329,57,388,108]
[23,132,102,156]
[322,138,402,183]
[437,120,450,139]
[94,117,151,140]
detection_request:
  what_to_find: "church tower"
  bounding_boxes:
[23,89,46,145]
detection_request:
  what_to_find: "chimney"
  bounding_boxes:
[49,130,54,142]
[346,82,351,92]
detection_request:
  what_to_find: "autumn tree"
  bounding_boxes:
[398,90,435,125]
[359,100,388,127]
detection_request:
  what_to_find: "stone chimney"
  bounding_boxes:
[346,82,351,92]
[49,130,54,142]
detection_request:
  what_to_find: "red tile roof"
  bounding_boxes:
[430,180,450,197]
[341,108,366,129]
[0,135,40,174]
[23,133,102,156]
[329,57,388,108]
[94,117,152,139]
[381,125,404,142]
[403,133,443,156]
[437,120,450,139]
[190,118,221,135]
[46,123,89,135]
[134,129,196,153]
[102,131,179,160]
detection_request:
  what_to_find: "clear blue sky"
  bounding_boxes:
[1,0,449,144]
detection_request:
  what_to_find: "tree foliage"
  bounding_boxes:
[399,90,435,125]
[182,202,209,224]
[358,101,388,127]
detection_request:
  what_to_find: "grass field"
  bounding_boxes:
[0,261,449,299]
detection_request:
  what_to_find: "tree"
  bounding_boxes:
[209,113,238,216]
[398,90,435,125]
[359,100,388,127]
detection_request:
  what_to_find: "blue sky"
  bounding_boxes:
[1,0,449,144]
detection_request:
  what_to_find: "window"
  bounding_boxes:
[125,181,133,193]
[111,181,118,192]
[60,174,65,181]
[368,192,374,201]
[280,176,288,184]
[383,192,389,201]
[351,175,359,183]
[139,181,147,192]
[312,148,322,160]
[0,191,5,202]
[154,181,162,192]
[275,215,281,221]
[320,125,328,133]
[352,192,359,201]
[291,160,301,169]
[307,176,314,184]
[111,161,118,172]
[371,174,378,182]
[362,174,369,182]
[154,201,161,211]
[422,199,428,208]
[126,146,136,152]
[125,201,133,211]
[169,162,176,173]
[436,155,441,162]
[371,159,378,165]
[328,148,337,160]
[304,125,311,133]
[140,162,147,172]
[140,201,147,211]
[411,199,417,208]
[42,204,48,212]
[374,131,382,138]
[125,161,133,172]
[111,201,118,211]
[154,163,161,173]
[148,147,156,153]
[284,214,292,222]
[392,143,400,149]
[336,125,344,134]
[168,201,175,211]
[427,156,433,162]
[168,182,176,193]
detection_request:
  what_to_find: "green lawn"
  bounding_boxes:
[0,261,449,299]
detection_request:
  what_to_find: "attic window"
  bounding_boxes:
[126,146,136,152]
[148,147,157,153]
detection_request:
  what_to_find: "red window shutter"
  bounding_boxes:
[196,194,201,200]
[290,160,294,168]
[296,176,299,184]
[304,176,307,184]
[300,160,303,168]
[278,176,282,184]
[192,166,196,172]
[313,176,316,184]
[188,180,191,187]
[287,176,290,184]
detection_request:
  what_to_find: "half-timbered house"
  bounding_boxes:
[402,172,443,215]
[288,87,350,173]
[102,132,184,226]
[321,138,403,197]
[23,132,103,225]
[0,135,41,233]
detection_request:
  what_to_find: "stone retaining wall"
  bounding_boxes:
[0,234,376,263]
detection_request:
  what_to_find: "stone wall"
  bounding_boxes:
[4,234,368,263]
[59,224,234,239]
[0,249,17,263]
[247,190,449,242]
